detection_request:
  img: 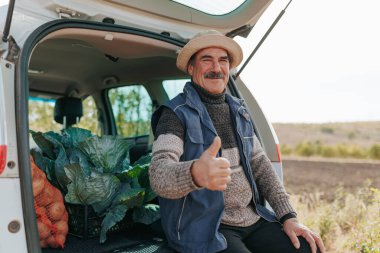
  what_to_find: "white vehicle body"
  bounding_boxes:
[0,0,284,252]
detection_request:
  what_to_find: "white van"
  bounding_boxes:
[0,0,284,252]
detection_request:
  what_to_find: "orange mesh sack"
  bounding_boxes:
[31,156,69,248]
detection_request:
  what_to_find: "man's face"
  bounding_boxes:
[187,47,230,94]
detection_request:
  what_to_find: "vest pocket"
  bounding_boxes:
[186,127,204,144]
[176,190,224,243]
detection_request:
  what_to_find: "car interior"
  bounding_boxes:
[28,26,189,253]
[29,27,186,154]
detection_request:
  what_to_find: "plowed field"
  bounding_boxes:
[282,158,380,198]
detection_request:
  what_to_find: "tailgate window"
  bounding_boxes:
[172,0,246,15]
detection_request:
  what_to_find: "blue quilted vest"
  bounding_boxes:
[151,82,276,253]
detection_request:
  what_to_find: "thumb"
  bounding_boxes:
[206,136,222,157]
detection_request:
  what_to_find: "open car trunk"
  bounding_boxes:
[41,226,171,253]
[18,16,284,252]
[1,0,282,252]
[21,19,188,253]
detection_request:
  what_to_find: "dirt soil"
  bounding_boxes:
[282,158,380,199]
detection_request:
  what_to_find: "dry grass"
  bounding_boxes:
[290,183,380,253]
[283,159,380,252]
[277,122,380,251]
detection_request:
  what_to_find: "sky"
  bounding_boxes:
[235,0,380,123]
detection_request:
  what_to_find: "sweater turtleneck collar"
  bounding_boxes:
[191,81,226,104]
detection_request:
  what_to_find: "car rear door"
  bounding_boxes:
[0,48,29,253]
[11,0,272,41]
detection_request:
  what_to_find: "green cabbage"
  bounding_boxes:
[30,127,159,243]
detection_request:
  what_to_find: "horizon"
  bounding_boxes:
[271,120,380,125]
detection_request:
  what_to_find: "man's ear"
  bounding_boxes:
[187,64,193,75]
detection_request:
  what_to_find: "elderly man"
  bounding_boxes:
[149,30,325,253]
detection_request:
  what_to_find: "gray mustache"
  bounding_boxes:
[204,72,225,79]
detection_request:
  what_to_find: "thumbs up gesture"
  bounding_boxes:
[191,136,231,191]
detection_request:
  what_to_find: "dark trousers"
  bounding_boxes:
[219,219,317,253]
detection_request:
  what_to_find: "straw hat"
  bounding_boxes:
[176,30,243,73]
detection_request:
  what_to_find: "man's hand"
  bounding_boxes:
[283,218,326,253]
[191,136,231,191]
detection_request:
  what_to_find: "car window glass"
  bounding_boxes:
[28,96,98,133]
[29,97,61,133]
[76,96,99,134]
[162,79,190,99]
[108,85,152,137]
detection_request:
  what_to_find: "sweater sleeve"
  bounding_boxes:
[149,107,200,199]
[149,134,200,199]
[251,135,296,220]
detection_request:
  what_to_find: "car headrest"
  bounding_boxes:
[54,97,83,127]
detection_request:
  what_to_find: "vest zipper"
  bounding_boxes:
[177,196,187,240]
[234,107,264,216]
[235,107,258,201]
[235,108,280,224]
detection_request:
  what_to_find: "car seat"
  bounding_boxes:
[54,97,83,129]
